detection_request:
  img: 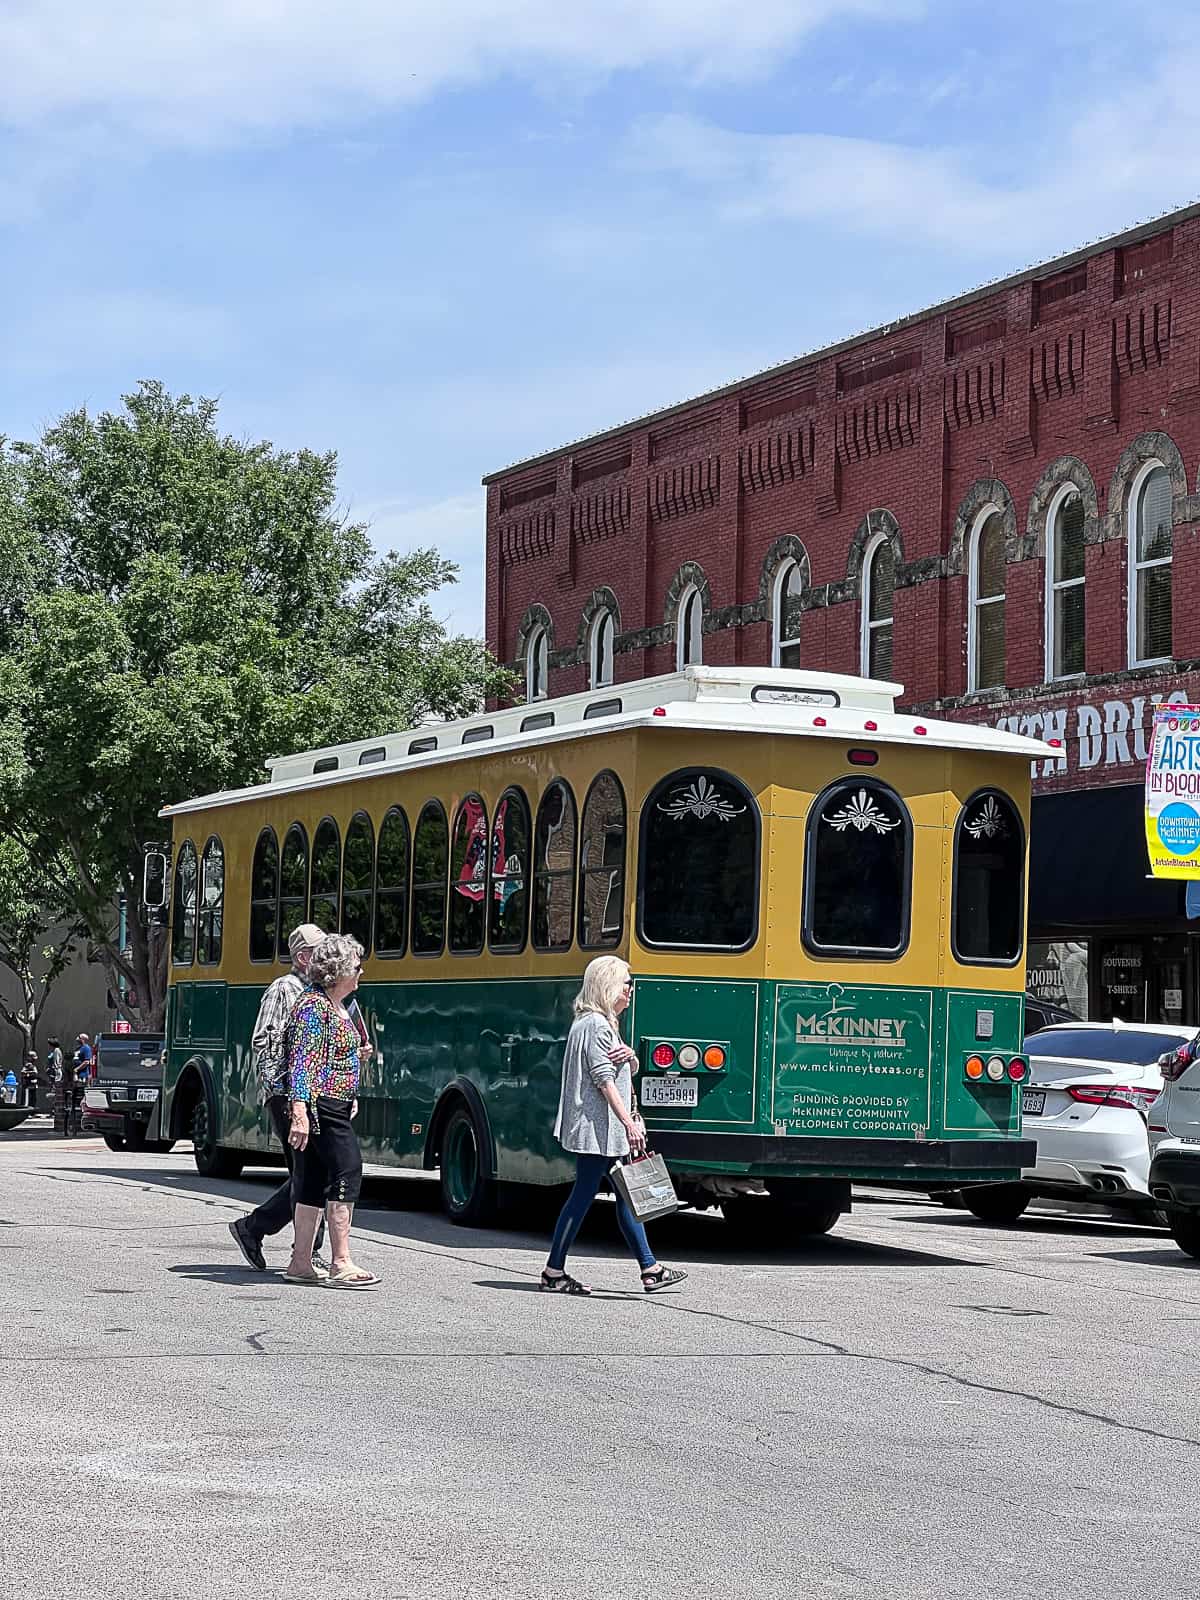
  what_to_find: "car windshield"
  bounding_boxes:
[1025,1027,1192,1066]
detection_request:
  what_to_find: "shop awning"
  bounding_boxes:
[1029,783,1183,931]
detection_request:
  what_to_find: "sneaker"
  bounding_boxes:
[310,1253,331,1280]
[228,1218,267,1272]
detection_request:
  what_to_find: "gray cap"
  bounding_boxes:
[287,923,325,958]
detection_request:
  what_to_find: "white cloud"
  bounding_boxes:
[360,490,487,638]
[631,43,1200,262]
[0,1,921,144]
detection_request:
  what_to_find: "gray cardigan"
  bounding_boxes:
[553,1010,633,1158]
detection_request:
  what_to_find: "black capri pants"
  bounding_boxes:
[295,1097,363,1207]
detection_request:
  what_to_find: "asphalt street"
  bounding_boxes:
[3,1124,1199,1600]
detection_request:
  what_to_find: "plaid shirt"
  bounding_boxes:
[250,972,306,1103]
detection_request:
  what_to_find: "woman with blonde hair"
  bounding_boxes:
[542,955,687,1296]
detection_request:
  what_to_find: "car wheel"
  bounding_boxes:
[190,1097,244,1179]
[960,1184,1030,1225]
[1166,1208,1200,1260]
[438,1102,498,1226]
[102,1134,127,1153]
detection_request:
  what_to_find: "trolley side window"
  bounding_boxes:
[489,787,531,954]
[449,794,488,954]
[533,780,577,952]
[411,801,449,956]
[278,823,310,958]
[375,807,410,957]
[803,780,912,957]
[578,771,626,949]
[953,790,1024,965]
[249,827,279,962]
[342,811,375,955]
[172,838,197,966]
[198,835,224,965]
[310,817,341,933]
[638,769,760,950]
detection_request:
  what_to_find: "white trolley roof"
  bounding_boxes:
[161,667,1056,818]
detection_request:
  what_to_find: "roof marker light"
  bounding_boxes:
[864,720,878,731]
[1049,738,1063,747]
[652,707,667,717]
[913,725,927,735]
[813,716,827,727]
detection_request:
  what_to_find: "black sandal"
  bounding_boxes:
[642,1266,687,1293]
[540,1270,592,1295]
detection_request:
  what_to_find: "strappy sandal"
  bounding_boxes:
[642,1266,687,1293]
[540,1270,592,1295]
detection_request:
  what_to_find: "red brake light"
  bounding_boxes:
[1067,1084,1160,1112]
[1007,1058,1027,1082]
[847,748,878,766]
[651,1043,675,1068]
[1161,1045,1195,1081]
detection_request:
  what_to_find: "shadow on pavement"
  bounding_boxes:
[68,1162,977,1269]
[1090,1247,1200,1269]
[893,1211,1166,1240]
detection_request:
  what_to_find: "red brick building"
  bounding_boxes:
[483,202,1200,1025]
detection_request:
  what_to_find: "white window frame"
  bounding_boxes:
[771,558,804,668]
[1127,459,1173,668]
[1044,483,1086,682]
[859,532,893,678]
[588,609,615,689]
[525,625,549,702]
[676,585,703,670]
[967,505,1006,693]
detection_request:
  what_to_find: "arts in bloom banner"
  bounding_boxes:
[1145,704,1200,878]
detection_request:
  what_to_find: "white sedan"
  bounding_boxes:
[958,1021,1193,1225]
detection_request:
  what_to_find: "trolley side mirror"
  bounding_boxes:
[142,845,169,912]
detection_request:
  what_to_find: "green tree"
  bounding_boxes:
[0,382,508,1028]
[0,836,85,1060]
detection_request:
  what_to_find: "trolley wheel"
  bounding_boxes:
[103,1134,127,1153]
[439,1102,498,1227]
[190,1097,244,1180]
[1167,1208,1200,1260]
[960,1183,1030,1225]
[720,1195,841,1242]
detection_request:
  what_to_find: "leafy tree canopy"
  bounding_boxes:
[0,381,508,1027]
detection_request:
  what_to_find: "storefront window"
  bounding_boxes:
[1097,940,1145,1022]
[1027,941,1090,1021]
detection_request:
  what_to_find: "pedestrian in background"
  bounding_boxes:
[541,955,687,1297]
[285,933,381,1289]
[73,1034,93,1084]
[20,1053,38,1108]
[46,1038,63,1085]
[228,923,329,1275]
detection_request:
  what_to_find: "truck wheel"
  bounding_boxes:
[103,1134,127,1153]
[438,1101,498,1226]
[190,1098,244,1180]
[960,1184,1030,1225]
[1167,1208,1200,1260]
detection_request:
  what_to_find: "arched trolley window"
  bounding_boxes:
[310,817,341,933]
[449,795,489,953]
[532,781,577,952]
[411,801,449,956]
[277,823,309,959]
[578,772,626,949]
[249,828,279,962]
[489,788,531,953]
[953,791,1024,965]
[341,812,375,955]
[197,836,224,966]
[802,780,912,957]
[375,807,410,957]
[171,838,197,966]
[638,770,760,950]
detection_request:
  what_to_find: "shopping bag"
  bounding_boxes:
[609,1150,680,1223]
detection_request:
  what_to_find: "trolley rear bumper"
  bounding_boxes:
[653,1133,1038,1181]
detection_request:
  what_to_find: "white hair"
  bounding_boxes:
[308,933,363,988]
[573,955,631,1026]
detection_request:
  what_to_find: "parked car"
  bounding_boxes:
[1023,992,1078,1035]
[79,1032,172,1152]
[957,1021,1191,1224]
[1147,1031,1200,1257]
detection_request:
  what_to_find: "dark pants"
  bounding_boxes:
[245,1096,325,1252]
[548,1152,656,1273]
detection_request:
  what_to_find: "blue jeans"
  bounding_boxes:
[548,1152,656,1273]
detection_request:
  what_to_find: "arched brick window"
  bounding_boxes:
[861,535,894,679]
[1046,487,1086,679]
[1129,464,1173,666]
[969,509,1006,691]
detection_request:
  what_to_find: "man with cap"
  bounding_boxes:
[228,924,329,1272]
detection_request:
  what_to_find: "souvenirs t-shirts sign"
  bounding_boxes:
[1146,704,1200,878]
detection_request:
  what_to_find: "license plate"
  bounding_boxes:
[136,1087,159,1102]
[641,1077,698,1108]
[1022,1090,1046,1116]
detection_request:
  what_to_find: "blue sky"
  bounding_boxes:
[0,1,1195,638]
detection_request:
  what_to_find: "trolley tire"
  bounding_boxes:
[721,1195,841,1241]
[126,1124,149,1152]
[1167,1208,1200,1260]
[190,1097,244,1180]
[960,1183,1030,1225]
[103,1134,127,1153]
[438,1101,499,1227]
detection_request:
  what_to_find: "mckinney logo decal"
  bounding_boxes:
[793,986,908,1047]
